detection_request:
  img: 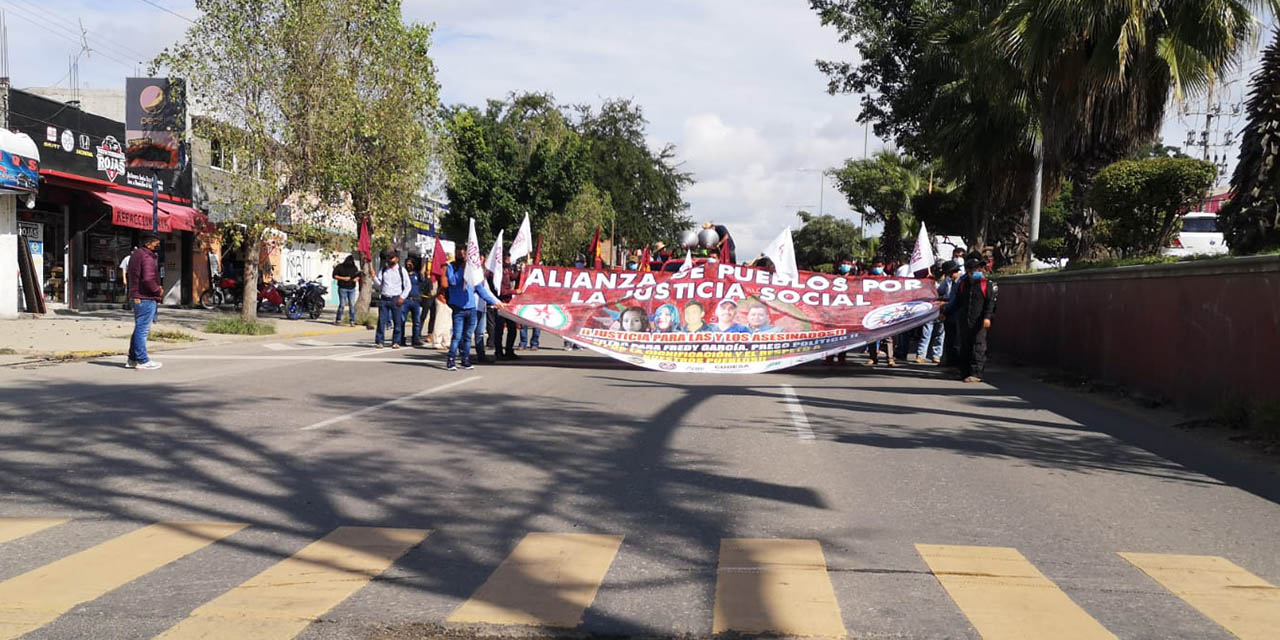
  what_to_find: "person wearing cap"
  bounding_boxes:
[916,260,958,364]
[711,299,750,333]
[372,250,411,349]
[942,252,998,382]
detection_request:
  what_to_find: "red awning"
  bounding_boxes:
[95,191,173,233]
[91,192,212,234]
[159,201,213,233]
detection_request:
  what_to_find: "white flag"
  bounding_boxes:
[464,218,485,288]
[509,213,533,261]
[909,222,935,275]
[762,226,799,283]
[680,250,693,272]
[485,229,505,297]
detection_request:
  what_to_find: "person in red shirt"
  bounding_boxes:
[125,235,164,370]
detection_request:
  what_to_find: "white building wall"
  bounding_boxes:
[0,195,16,317]
[279,242,342,306]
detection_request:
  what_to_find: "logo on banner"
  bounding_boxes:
[862,301,935,329]
[96,136,126,182]
[516,304,572,330]
[45,127,57,142]
[60,129,75,152]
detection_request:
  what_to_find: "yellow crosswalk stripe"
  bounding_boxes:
[712,538,847,638]
[0,518,68,545]
[155,526,429,640]
[915,544,1116,640]
[1119,552,1280,640]
[0,521,246,640]
[447,532,623,628]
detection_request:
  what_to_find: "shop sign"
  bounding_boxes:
[125,77,185,171]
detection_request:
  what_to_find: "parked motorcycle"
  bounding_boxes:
[200,274,243,309]
[258,280,288,314]
[285,277,328,320]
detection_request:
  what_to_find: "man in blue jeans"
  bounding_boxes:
[125,235,164,370]
[443,247,505,370]
[400,256,427,347]
[372,250,411,349]
[519,325,541,350]
[331,255,361,326]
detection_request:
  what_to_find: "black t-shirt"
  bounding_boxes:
[332,263,360,289]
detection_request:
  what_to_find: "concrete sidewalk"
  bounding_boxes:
[0,307,367,365]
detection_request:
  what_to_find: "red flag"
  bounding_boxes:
[638,246,651,272]
[589,226,603,269]
[357,217,372,261]
[718,232,731,264]
[429,236,449,283]
[532,235,543,265]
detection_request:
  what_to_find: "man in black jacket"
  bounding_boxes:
[942,253,998,383]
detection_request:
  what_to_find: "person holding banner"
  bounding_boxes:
[865,257,896,368]
[444,246,505,371]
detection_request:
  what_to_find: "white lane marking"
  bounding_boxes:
[263,343,293,351]
[300,377,481,431]
[779,384,815,444]
[297,339,352,348]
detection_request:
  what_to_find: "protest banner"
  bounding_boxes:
[501,263,942,373]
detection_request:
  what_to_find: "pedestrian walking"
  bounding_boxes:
[332,255,361,326]
[942,253,998,383]
[492,254,520,359]
[938,260,963,367]
[915,262,953,364]
[401,256,427,347]
[864,257,896,368]
[372,250,411,349]
[519,324,541,350]
[444,247,505,371]
[125,235,164,370]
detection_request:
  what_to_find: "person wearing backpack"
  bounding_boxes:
[372,250,411,349]
[942,252,998,383]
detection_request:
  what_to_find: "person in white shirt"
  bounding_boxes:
[371,250,411,349]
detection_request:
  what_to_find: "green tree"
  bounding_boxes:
[442,93,590,244]
[1092,157,1217,256]
[323,0,440,313]
[1221,28,1280,254]
[156,0,335,321]
[542,184,615,266]
[830,150,925,260]
[792,211,868,269]
[575,99,693,247]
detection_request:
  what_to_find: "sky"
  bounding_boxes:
[5,0,1269,257]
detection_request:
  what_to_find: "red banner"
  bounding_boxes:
[502,263,941,373]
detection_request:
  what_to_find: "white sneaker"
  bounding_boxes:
[124,359,138,369]
[137,361,163,370]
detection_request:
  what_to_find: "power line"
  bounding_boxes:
[0,0,146,67]
[0,3,138,71]
[4,0,150,62]
[137,0,194,24]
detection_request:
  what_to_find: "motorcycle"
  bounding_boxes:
[200,274,243,309]
[258,280,288,313]
[285,277,328,320]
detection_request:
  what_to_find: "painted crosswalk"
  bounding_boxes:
[0,518,1277,639]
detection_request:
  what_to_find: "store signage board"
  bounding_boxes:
[8,88,192,202]
[125,77,185,171]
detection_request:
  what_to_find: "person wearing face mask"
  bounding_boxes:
[864,257,896,367]
[837,255,855,276]
[942,252,998,382]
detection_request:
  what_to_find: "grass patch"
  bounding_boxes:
[0,348,15,355]
[356,312,379,329]
[204,317,276,335]
[149,328,199,343]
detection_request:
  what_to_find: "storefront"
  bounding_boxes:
[9,88,209,309]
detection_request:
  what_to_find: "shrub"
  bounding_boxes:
[149,329,199,343]
[1092,157,1217,257]
[204,318,275,335]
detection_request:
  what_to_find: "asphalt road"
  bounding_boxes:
[0,332,1277,639]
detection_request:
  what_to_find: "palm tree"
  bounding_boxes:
[1221,28,1280,253]
[987,0,1275,257]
